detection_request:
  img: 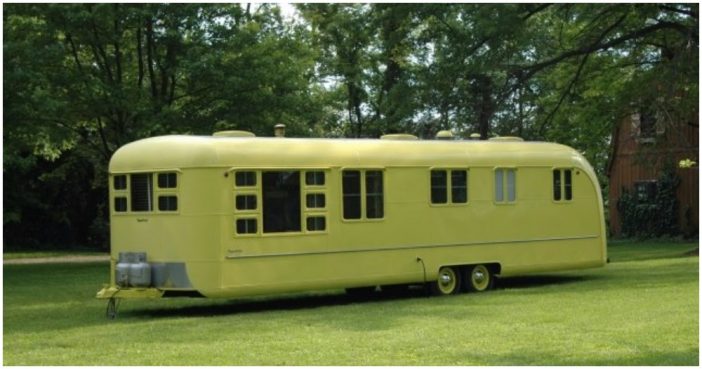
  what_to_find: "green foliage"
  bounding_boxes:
[3,243,698,365]
[4,3,698,249]
[617,164,681,238]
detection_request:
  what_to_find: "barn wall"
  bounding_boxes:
[608,114,698,236]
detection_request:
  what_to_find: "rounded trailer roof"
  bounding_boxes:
[109,135,590,173]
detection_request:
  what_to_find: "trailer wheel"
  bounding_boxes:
[431,266,461,295]
[464,264,494,292]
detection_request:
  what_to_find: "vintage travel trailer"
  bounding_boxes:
[97,131,607,310]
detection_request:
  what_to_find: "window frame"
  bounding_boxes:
[429,167,469,207]
[340,167,386,222]
[552,168,574,204]
[110,170,181,215]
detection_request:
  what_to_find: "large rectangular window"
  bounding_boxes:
[262,171,301,233]
[131,174,153,211]
[495,168,516,203]
[342,169,384,220]
[342,171,362,219]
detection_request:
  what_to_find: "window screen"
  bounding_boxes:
[131,174,153,211]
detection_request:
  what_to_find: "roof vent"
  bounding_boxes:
[213,130,256,138]
[274,124,286,137]
[435,130,455,140]
[489,136,524,142]
[380,133,418,140]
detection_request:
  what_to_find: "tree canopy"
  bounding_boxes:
[3,3,698,248]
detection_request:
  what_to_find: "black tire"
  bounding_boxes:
[430,266,462,295]
[464,264,495,292]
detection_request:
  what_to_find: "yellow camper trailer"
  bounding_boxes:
[97,132,607,308]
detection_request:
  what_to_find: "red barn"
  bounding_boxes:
[607,111,698,237]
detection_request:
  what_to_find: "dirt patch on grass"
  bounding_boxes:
[4,255,109,265]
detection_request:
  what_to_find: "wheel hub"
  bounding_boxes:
[473,270,485,283]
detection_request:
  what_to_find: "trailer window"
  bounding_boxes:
[342,171,362,219]
[235,171,256,187]
[236,195,257,210]
[114,197,127,212]
[431,170,448,204]
[495,168,516,203]
[306,193,325,209]
[236,218,257,234]
[158,172,177,188]
[307,216,326,231]
[262,171,301,233]
[158,196,178,211]
[114,175,127,190]
[564,170,572,200]
[131,174,153,211]
[366,170,384,219]
[451,170,468,203]
[306,171,325,186]
[553,169,573,202]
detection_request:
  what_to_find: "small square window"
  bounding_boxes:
[236,195,257,210]
[306,193,326,209]
[235,171,256,187]
[158,196,178,211]
[236,218,257,234]
[305,171,325,186]
[158,173,177,188]
[307,216,326,231]
[114,175,127,190]
[114,197,127,212]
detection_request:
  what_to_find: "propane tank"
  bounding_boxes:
[128,253,152,287]
[115,260,130,287]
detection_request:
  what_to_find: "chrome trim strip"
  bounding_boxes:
[225,235,599,260]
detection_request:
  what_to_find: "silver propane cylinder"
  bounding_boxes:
[129,262,151,287]
[116,252,152,288]
[128,252,151,287]
[115,260,130,287]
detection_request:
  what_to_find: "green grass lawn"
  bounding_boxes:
[3,242,698,365]
[3,250,107,260]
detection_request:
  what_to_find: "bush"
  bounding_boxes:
[617,163,680,238]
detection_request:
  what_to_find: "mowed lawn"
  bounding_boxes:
[3,242,698,365]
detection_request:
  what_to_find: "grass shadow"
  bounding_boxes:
[127,287,430,319]
[495,274,599,290]
[127,275,598,318]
